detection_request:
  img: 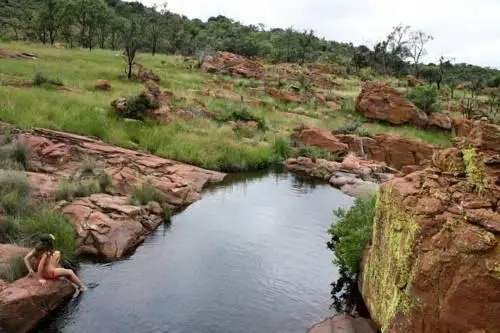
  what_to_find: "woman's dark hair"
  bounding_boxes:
[34,233,55,257]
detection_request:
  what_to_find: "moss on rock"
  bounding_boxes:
[361,186,419,332]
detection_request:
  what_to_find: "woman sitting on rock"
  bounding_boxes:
[23,234,87,291]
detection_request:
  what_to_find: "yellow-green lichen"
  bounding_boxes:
[462,148,487,193]
[361,187,419,332]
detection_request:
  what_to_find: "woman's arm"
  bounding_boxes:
[23,249,36,276]
[36,253,48,278]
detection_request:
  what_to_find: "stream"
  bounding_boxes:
[35,171,354,333]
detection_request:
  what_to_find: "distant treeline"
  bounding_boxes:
[1,0,499,85]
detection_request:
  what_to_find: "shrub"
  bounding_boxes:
[334,123,362,135]
[0,255,27,282]
[130,180,165,206]
[272,137,292,160]
[122,94,159,120]
[163,205,173,221]
[408,85,439,114]
[55,178,101,201]
[463,148,487,193]
[14,207,77,260]
[0,141,30,170]
[214,104,267,130]
[0,171,31,215]
[327,194,377,276]
[33,71,63,87]
[291,143,342,162]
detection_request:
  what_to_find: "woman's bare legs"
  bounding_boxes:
[53,268,88,291]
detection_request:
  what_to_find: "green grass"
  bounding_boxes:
[0,255,28,282]
[0,170,31,215]
[0,42,454,172]
[130,180,166,206]
[327,194,377,276]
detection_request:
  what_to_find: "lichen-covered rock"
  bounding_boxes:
[266,87,302,103]
[360,166,500,333]
[432,147,465,173]
[356,81,428,127]
[136,63,160,83]
[407,75,423,87]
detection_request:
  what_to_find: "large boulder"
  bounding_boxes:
[356,81,428,127]
[200,52,264,79]
[0,244,75,333]
[360,167,500,333]
[407,75,423,87]
[453,119,500,153]
[95,79,112,91]
[298,127,349,153]
[60,194,164,260]
[335,134,438,170]
[0,277,75,333]
[428,112,452,130]
[135,63,160,83]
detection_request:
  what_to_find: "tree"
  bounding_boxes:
[298,29,315,65]
[408,30,433,78]
[96,7,115,48]
[352,45,371,73]
[38,0,63,44]
[123,16,145,79]
[59,1,76,47]
[148,3,168,56]
[74,0,108,51]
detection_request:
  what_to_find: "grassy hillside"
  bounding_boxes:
[0,42,452,171]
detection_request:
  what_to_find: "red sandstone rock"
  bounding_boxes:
[335,134,438,170]
[200,52,264,79]
[266,87,302,103]
[95,79,112,91]
[136,63,160,83]
[361,166,500,333]
[428,112,452,130]
[298,127,349,153]
[356,81,428,127]
[0,277,75,333]
[407,75,423,87]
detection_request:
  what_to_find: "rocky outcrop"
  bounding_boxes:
[307,315,377,333]
[0,48,38,60]
[135,63,160,83]
[356,81,428,127]
[59,194,164,259]
[200,52,264,79]
[298,127,349,154]
[14,128,225,259]
[406,75,423,87]
[0,245,75,333]
[335,134,438,170]
[95,79,112,91]
[0,278,75,333]
[428,112,452,130]
[112,81,174,123]
[286,155,396,197]
[267,87,302,103]
[453,119,500,153]
[360,164,500,332]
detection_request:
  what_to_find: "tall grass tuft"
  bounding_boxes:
[130,180,166,206]
[0,170,31,215]
[0,255,28,282]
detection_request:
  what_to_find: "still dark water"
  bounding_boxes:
[37,171,353,333]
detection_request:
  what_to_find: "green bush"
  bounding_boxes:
[0,255,27,282]
[334,123,362,135]
[272,137,292,160]
[0,141,30,170]
[0,170,31,215]
[130,180,166,206]
[14,207,77,260]
[291,143,342,162]
[122,94,159,120]
[214,104,267,130]
[55,178,102,201]
[327,194,377,276]
[33,71,63,87]
[408,85,440,114]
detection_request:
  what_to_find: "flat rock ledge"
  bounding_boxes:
[286,155,396,197]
